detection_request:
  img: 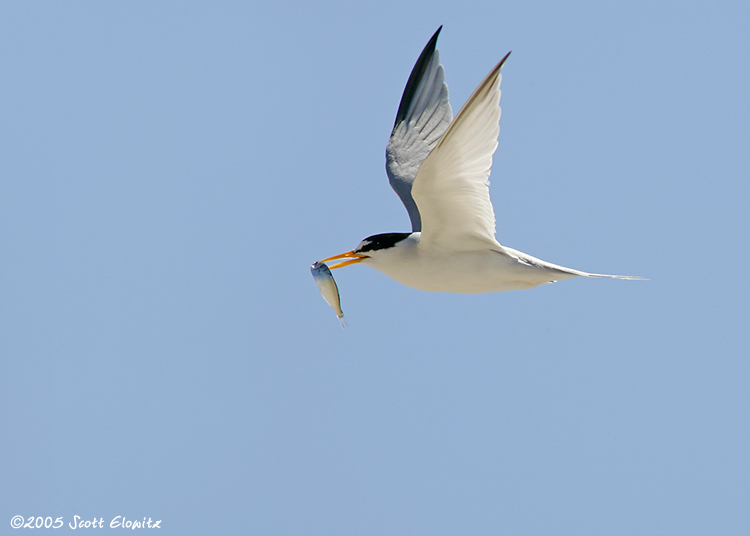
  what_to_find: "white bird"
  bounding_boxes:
[319,27,641,294]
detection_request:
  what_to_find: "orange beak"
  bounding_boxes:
[318,251,369,269]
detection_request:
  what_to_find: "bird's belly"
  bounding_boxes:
[367,249,569,294]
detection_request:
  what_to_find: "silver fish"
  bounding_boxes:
[310,261,346,326]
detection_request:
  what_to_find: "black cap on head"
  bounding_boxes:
[355,233,411,253]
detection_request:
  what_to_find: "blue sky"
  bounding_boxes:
[1,1,748,534]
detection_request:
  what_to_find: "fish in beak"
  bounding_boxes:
[310,261,346,327]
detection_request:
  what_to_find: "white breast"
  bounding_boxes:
[359,233,579,294]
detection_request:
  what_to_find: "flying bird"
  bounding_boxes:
[317,27,641,295]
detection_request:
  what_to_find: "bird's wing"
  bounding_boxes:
[386,27,453,233]
[412,52,511,251]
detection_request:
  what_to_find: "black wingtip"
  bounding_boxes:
[487,51,512,80]
[499,50,511,69]
[393,26,443,132]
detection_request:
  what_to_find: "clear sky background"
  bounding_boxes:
[1,1,748,535]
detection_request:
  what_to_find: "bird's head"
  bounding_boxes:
[319,232,413,269]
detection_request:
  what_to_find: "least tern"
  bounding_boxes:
[318,27,641,294]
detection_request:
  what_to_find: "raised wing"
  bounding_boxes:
[412,52,511,251]
[386,27,453,232]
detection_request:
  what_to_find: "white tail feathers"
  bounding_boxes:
[582,273,648,281]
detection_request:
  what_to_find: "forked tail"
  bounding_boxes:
[582,272,648,281]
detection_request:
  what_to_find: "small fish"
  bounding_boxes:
[310,261,346,326]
